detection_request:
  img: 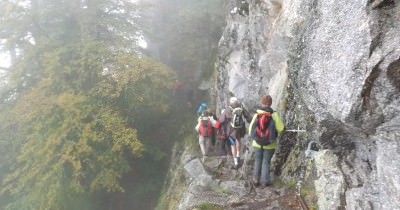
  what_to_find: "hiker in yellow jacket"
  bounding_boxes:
[248,95,284,188]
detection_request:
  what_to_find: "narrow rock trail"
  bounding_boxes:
[206,156,302,210]
[179,145,305,210]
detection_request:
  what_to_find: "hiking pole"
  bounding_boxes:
[297,194,309,210]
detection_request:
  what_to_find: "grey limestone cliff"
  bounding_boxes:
[213,0,400,209]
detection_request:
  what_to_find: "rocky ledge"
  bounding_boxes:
[176,148,304,210]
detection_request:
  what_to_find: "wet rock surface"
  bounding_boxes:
[178,152,303,210]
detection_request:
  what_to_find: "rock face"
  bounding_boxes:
[213,0,400,209]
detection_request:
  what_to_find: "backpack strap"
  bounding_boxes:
[257,106,274,113]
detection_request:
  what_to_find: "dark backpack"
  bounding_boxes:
[231,107,244,128]
[216,120,228,140]
[254,112,277,146]
[199,119,213,137]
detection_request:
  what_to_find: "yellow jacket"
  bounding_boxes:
[248,109,284,149]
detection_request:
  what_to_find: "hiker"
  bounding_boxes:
[216,109,230,156]
[219,97,251,169]
[207,108,218,146]
[196,101,208,116]
[248,95,284,188]
[195,110,218,159]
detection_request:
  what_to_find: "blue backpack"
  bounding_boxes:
[197,102,207,116]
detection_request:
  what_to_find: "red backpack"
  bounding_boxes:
[199,119,213,137]
[254,112,277,146]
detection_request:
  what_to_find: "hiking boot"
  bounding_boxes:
[260,182,272,189]
[252,179,260,187]
[253,180,260,187]
[202,155,207,163]
[233,157,239,166]
[231,163,239,170]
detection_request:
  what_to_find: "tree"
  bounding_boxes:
[0,40,175,210]
[0,1,175,209]
[3,89,143,209]
[0,0,142,101]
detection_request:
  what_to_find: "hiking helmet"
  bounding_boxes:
[229,97,238,106]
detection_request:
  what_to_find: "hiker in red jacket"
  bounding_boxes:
[195,110,218,160]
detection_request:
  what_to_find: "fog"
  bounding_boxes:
[0,0,224,209]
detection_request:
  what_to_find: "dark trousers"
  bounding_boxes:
[219,138,230,155]
[253,147,275,185]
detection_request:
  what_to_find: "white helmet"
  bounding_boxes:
[229,97,238,105]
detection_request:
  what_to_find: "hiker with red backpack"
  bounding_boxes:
[206,108,218,147]
[248,95,284,188]
[219,97,251,169]
[216,109,230,156]
[195,110,218,159]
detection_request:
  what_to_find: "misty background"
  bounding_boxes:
[0,0,225,209]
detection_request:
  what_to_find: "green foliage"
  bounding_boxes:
[0,41,177,208]
[111,53,175,115]
[196,203,224,210]
[2,84,141,207]
[287,180,297,188]
[265,177,297,190]
[213,187,232,195]
[0,105,19,191]
[300,184,318,210]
